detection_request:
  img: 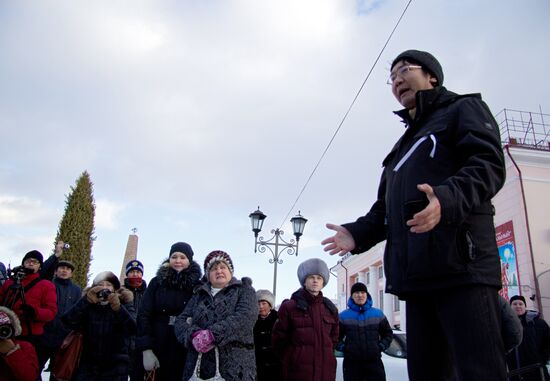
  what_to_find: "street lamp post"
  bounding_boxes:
[249,207,307,302]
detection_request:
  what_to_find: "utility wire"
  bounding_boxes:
[279,0,413,228]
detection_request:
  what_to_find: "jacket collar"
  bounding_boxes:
[394,86,461,126]
[347,293,373,312]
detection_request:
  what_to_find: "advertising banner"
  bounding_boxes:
[496,221,520,300]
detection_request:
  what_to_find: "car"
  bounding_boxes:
[335,330,408,381]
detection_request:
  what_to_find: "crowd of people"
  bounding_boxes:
[0,242,549,381]
[0,239,395,381]
[1,48,550,381]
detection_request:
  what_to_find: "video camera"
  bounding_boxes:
[9,266,34,283]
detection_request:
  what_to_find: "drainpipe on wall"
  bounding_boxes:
[330,259,349,307]
[505,145,543,314]
[340,260,349,298]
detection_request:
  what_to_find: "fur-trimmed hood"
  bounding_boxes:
[156,259,202,290]
[0,306,22,336]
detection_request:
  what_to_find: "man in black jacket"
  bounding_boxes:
[36,260,81,380]
[322,50,507,380]
[507,295,550,381]
[124,259,147,381]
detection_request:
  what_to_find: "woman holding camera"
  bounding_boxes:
[62,271,136,381]
[136,242,202,381]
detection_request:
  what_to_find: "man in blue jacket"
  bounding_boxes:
[322,50,507,380]
[339,282,392,381]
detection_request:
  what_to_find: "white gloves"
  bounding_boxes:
[143,349,160,371]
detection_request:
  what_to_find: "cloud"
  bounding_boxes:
[0,195,52,225]
[0,0,548,294]
[95,198,125,230]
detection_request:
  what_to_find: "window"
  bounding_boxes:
[378,265,384,279]
[365,271,370,285]
[379,290,384,310]
[394,296,400,312]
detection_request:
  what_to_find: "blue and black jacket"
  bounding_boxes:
[339,293,393,360]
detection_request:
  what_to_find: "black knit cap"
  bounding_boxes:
[391,49,444,86]
[351,282,368,295]
[509,295,526,305]
[169,242,194,261]
[22,250,43,266]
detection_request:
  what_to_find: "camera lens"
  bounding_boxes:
[0,324,13,340]
[63,243,71,249]
[96,289,112,300]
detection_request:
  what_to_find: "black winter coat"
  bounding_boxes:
[507,311,550,381]
[175,277,258,381]
[344,87,505,297]
[61,287,136,376]
[124,278,147,318]
[40,277,81,348]
[136,261,202,381]
[254,309,283,381]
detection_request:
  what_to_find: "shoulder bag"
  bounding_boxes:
[51,330,84,381]
[189,347,225,381]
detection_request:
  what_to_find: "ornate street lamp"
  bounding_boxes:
[249,207,307,301]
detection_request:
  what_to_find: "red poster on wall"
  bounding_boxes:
[496,221,520,300]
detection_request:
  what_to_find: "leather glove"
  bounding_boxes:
[143,349,160,371]
[192,329,215,353]
[20,304,36,319]
[107,292,121,312]
[86,285,103,304]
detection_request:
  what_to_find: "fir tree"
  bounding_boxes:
[53,171,96,288]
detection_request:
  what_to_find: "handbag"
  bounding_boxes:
[189,347,225,381]
[51,330,84,381]
[144,369,156,381]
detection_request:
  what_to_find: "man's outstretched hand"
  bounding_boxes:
[406,183,441,234]
[321,224,356,256]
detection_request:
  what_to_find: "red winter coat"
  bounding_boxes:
[0,272,57,336]
[0,340,39,381]
[272,288,339,381]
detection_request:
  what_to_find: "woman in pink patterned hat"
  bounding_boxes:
[175,250,258,381]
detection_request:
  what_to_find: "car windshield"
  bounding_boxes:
[385,331,407,359]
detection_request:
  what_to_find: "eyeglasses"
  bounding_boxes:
[387,65,423,85]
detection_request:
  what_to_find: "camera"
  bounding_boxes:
[63,243,70,249]
[96,289,112,301]
[9,266,33,282]
[0,324,14,340]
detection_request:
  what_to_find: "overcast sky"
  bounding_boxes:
[1,0,549,303]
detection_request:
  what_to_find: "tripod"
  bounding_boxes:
[2,272,34,336]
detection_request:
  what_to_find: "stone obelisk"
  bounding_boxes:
[120,228,139,281]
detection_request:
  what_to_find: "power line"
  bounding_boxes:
[279,0,413,228]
